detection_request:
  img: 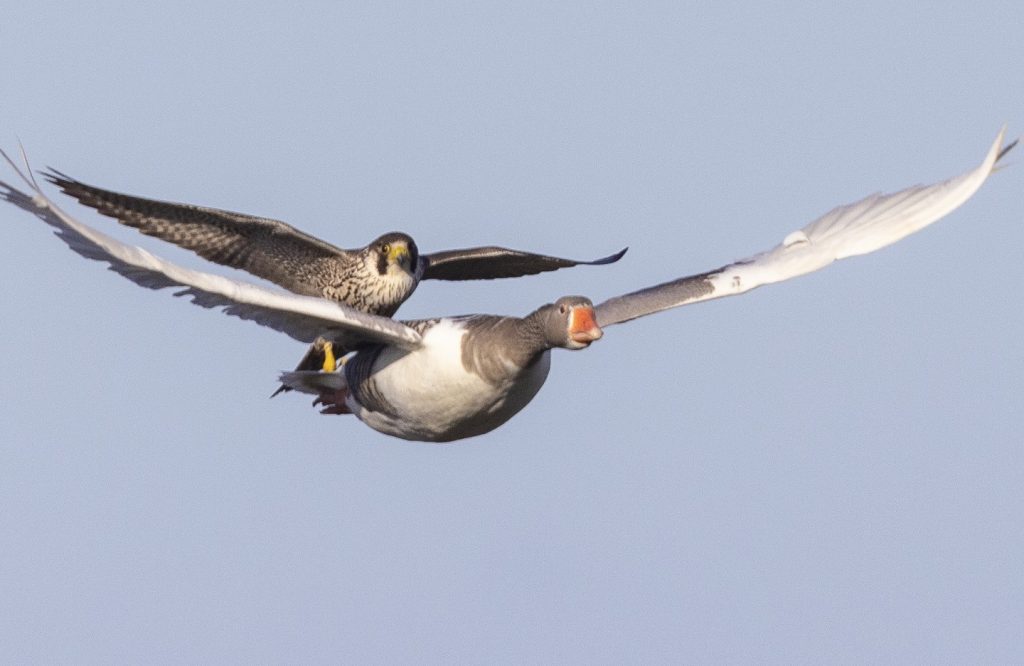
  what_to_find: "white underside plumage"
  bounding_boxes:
[283,320,552,442]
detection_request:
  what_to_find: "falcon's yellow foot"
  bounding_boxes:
[321,341,336,373]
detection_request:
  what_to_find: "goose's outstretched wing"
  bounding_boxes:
[422,245,627,281]
[1,153,422,351]
[595,128,1016,328]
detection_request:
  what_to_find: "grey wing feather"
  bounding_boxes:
[2,154,422,350]
[596,127,1015,328]
[594,266,724,328]
[422,245,627,281]
[43,170,354,297]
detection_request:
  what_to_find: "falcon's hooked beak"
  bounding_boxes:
[568,305,603,347]
[388,243,412,270]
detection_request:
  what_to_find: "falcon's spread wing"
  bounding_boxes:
[43,170,355,298]
[1,153,422,351]
[595,128,1016,328]
[45,170,627,294]
[422,245,627,281]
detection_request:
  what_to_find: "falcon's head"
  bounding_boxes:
[370,232,420,278]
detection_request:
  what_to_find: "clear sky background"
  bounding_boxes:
[1,2,1022,663]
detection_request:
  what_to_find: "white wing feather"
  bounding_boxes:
[0,150,423,350]
[595,127,1014,327]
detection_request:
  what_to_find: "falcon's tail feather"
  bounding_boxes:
[270,338,335,397]
[277,370,347,396]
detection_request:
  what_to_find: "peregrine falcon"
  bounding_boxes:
[42,170,626,391]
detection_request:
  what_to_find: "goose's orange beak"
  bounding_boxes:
[569,306,603,344]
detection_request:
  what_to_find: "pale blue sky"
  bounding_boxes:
[1,2,1022,663]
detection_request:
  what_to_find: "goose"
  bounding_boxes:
[1,128,1014,442]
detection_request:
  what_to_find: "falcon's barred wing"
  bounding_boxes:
[2,154,422,350]
[43,170,352,298]
[422,245,627,281]
[595,128,1015,328]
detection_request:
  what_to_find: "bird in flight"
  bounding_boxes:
[44,170,627,316]
[43,170,626,391]
[1,128,1014,441]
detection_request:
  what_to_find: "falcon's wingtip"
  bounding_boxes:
[590,246,629,265]
[40,166,77,185]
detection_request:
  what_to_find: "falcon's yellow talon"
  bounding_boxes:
[322,341,337,373]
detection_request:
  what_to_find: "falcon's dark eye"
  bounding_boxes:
[380,243,391,255]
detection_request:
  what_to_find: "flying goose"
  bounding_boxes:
[1,128,1014,441]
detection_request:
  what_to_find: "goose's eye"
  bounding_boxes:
[381,243,390,254]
